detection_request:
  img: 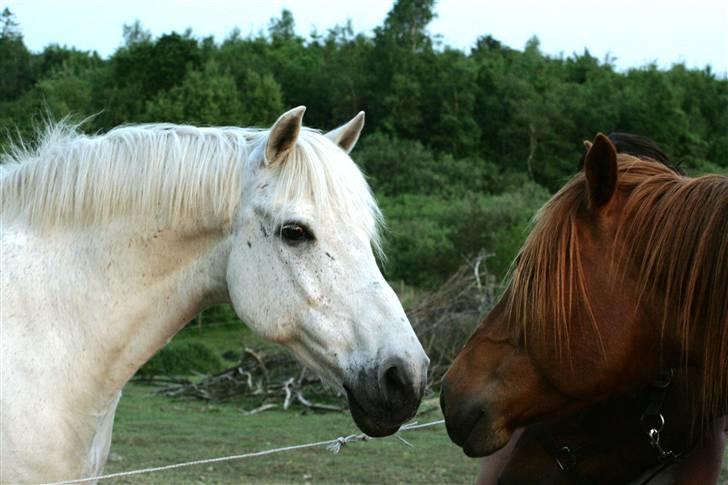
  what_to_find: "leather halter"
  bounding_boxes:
[536,369,689,485]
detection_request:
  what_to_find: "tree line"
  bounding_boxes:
[1,1,726,287]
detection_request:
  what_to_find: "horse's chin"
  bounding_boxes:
[441,393,512,457]
[460,416,512,457]
[344,386,407,437]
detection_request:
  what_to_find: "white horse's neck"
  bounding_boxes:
[70,219,232,391]
[0,216,232,480]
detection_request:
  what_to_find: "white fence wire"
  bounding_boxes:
[43,420,446,484]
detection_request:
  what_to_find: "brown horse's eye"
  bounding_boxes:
[280,223,314,245]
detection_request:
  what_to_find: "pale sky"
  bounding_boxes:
[6,0,728,75]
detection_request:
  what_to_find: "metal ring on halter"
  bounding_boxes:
[641,412,666,433]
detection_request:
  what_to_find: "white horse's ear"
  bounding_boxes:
[325,111,365,154]
[265,106,306,165]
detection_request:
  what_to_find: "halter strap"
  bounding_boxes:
[534,369,690,485]
[640,369,680,463]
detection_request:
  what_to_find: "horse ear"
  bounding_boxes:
[265,106,306,165]
[325,111,365,154]
[584,133,618,209]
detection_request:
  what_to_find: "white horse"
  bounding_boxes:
[0,107,429,483]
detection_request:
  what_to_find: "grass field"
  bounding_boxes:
[105,384,478,484]
[103,383,728,484]
[104,322,728,484]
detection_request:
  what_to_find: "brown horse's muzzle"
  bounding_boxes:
[440,338,518,456]
[442,336,586,458]
[440,372,513,456]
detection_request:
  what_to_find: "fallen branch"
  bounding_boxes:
[242,403,278,415]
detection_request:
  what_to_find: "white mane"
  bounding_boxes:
[0,122,382,249]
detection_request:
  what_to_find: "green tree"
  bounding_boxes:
[2,9,727,289]
[423,49,480,157]
[34,61,97,117]
[375,0,436,53]
[145,61,283,126]
[145,61,241,125]
[268,9,296,41]
[369,0,437,138]
[0,8,33,101]
[93,28,203,126]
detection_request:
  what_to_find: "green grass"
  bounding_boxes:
[116,322,727,484]
[105,382,728,484]
[105,384,478,484]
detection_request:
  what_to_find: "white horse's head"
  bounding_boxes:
[227,107,428,436]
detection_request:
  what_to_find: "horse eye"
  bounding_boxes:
[280,223,314,245]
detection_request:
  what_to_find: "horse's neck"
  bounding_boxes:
[82,220,233,389]
[8,218,232,396]
[1,218,233,480]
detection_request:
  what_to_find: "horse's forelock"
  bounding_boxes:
[268,128,383,256]
[503,172,599,362]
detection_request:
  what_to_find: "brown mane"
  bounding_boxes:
[504,169,595,359]
[505,154,728,419]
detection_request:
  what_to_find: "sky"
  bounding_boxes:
[6,0,728,75]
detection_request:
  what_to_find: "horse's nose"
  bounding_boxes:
[343,351,428,437]
[378,358,422,406]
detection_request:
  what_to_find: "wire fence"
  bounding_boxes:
[43,420,446,485]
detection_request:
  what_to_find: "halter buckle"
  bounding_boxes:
[647,426,677,462]
[554,445,577,471]
[652,369,674,389]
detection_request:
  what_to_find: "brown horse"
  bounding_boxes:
[441,133,728,457]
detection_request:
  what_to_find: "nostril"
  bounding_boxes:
[384,365,405,392]
[379,362,417,405]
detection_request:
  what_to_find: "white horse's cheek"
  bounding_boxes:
[227,238,298,344]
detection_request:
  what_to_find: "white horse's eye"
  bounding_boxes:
[280,223,315,245]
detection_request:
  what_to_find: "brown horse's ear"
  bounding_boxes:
[584,133,618,209]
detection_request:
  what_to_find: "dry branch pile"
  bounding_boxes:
[408,253,503,385]
[144,348,346,413]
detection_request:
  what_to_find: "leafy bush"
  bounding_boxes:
[137,341,224,378]
[355,132,510,197]
[379,182,549,287]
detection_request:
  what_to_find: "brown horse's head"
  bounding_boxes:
[441,134,728,456]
